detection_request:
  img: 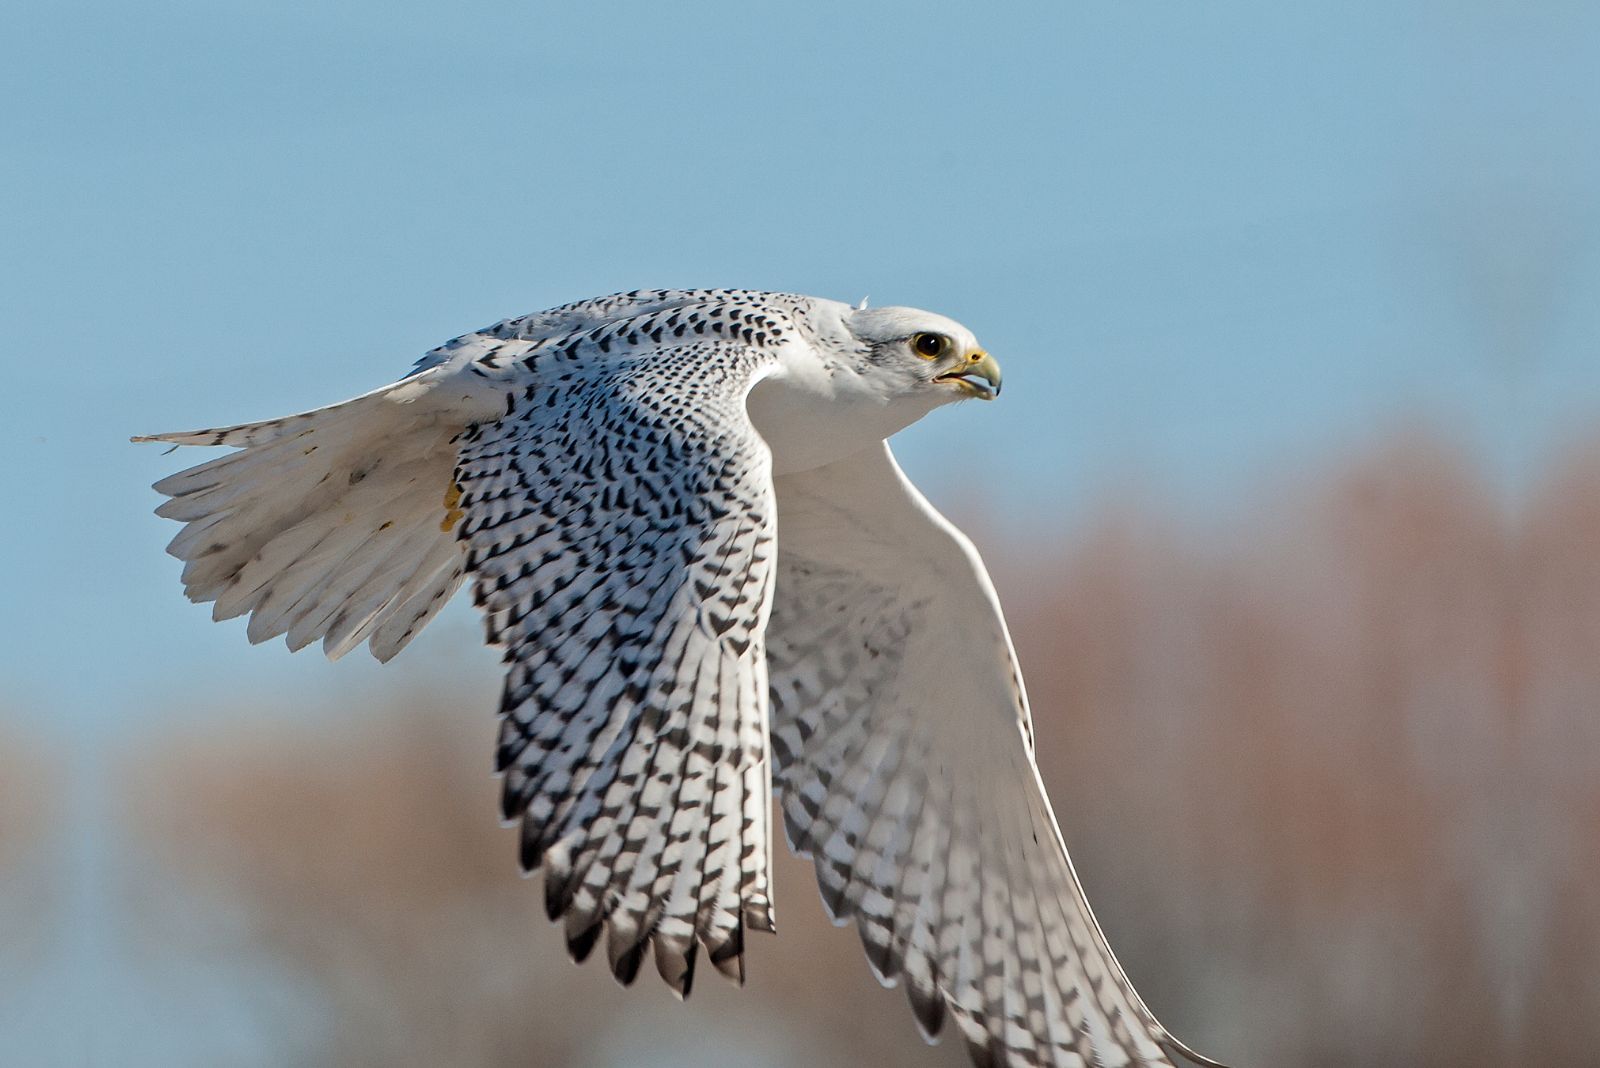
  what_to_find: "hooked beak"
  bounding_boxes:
[933,349,1003,400]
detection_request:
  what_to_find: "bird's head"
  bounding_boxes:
[748,297,1003,472]
[844,305,1002,404]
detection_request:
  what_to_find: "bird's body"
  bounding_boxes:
[137,289,1225,1068]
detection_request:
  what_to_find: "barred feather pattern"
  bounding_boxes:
[766,444,1196,1068]
[454,333,781,995]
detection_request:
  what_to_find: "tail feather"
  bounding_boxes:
[370,545,468,662]
[320,524,450,658]
[137,388,469,662]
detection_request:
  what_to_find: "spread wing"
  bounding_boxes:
[455,329,782,996]
[768,443,1224,1068]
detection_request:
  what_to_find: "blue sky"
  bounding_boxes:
[3,0,1598,736]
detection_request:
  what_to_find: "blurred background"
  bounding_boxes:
[3,1,1598,1065]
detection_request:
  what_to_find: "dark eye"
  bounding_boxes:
[911,332,949,359]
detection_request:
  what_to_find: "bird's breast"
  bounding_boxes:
[746,366,940,477]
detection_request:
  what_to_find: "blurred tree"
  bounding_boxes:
[0,723,55,1000]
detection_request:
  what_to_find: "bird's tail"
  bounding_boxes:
[134,385,469,662]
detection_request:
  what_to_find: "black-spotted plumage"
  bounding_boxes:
[136,289,1228,1068]
[457,332,779,991]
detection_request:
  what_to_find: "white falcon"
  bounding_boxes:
[137,289,1227,1068]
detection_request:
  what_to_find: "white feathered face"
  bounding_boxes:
[845,306,1003,402]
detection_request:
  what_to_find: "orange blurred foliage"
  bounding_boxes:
[0,721,55,999]
[0,723,46,872]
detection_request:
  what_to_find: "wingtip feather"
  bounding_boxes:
[565,921,601,964]
[1160,1035,1234,1068]
[609,939,647,987]
[653,938,699,999]
[907,979,947,1041]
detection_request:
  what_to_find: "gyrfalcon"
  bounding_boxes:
[136,289,1228,1068]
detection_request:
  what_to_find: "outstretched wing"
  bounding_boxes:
[455,330,782,996]
[768,443,1224,1068]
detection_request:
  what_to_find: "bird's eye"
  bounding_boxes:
[911,332,949,360]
